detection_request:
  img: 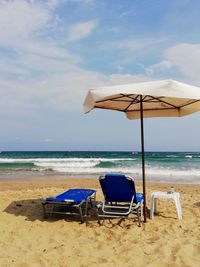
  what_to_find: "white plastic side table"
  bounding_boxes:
[150,191,182,220]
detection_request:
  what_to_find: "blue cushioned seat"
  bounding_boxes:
[98,174,144,226]
[42,188,96,223]
[45,188,96,203]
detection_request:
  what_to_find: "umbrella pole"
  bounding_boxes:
[140,95,147,222]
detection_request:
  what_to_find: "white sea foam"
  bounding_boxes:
[1,156,200,183]
[35,161,98,168]
[0,157,134,163]
[35,162,200,178]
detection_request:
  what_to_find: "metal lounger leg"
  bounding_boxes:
[85,192,96,222]
[84,199,89,224]
[137,208,141,227]
[93,192,96,207]
[42,203,48,219]
[97,210,101,225]
[84,199,89,219]
[96,204,101,225]
[89,197,93,207]
[79,206,84,223]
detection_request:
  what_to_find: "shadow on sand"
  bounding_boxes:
[194,201,200,207]
[4,199,146,228]
[4,198,99,224]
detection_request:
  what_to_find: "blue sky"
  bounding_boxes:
[0,0,200,151]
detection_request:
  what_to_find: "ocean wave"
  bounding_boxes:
[0,157,134,163]
[34,162,98,168]
[96,161,117,168]
[145,167,200,177]
[0,154,200,183]
[32,163,200,177]
[50,166,134,174]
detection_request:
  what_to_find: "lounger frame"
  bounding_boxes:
[42,191,96,223]
[98,175,143,226]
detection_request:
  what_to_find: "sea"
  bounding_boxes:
[0,151,199,184]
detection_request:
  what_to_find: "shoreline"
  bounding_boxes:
[0,171,199,185]
[0,175,199,191]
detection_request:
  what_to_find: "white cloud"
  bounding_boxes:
[0,0,88,117]
[108,74,153,85]
[146,60,173,76]
[46,0,62,9]
[68,20,97,41]
[0,0,52,45]
[165,43,200,80]
[0,41,81,84]
[146,43,200,83]
[103,37,165,66]
[66,0,96,5]
[33,68,107,110]
[0,64,108,118]
[114,38,164,52]
[0,1,154,121]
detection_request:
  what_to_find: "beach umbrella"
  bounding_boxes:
[83,79,200,222]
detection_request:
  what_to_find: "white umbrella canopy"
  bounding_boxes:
[84,79,200,119]
[83,79,200,222]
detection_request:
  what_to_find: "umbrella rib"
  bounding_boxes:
[124,95,140,112]
[179,99,200,108]
[126,107,177,112]
[145,95,179,109]
[96,94,135,103]
[95,95,200,111]
[96,95,125,103]
[94,106,124,112]
[145,96,200,109]
[109,99,136,103]
[142,95,151,101]
[120,94,140,101]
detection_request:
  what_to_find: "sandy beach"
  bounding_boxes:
[0,177,199,267]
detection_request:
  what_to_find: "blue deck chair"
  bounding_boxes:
[98,174,143,226]
[42,188,96,223]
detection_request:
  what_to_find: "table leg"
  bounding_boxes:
[150,196,155,219]
[174,196,182,220]
[154,198,157,214]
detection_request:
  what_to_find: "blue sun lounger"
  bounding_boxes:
[97,174,144,226]
[42,188,96,223]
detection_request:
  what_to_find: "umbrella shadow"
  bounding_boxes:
[4,198,99,224]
